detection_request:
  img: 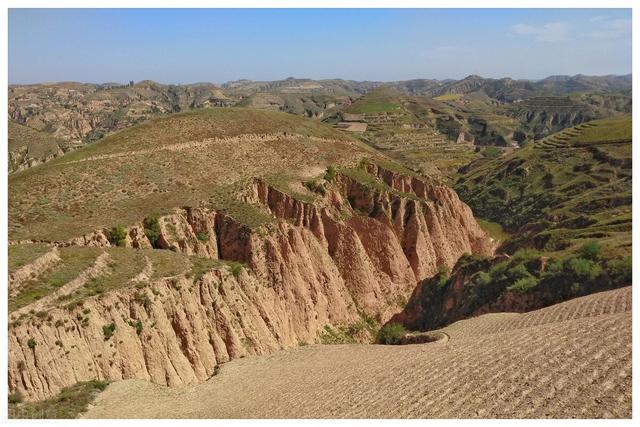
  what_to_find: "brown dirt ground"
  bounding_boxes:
[82,286,632,419]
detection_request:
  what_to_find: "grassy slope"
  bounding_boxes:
[345,87,403,114]
[8,122,73,170]
[9,244,236,315]
[9,108,377,241]
[9,380,108,419]
[455,116,631,258]
[341,88,480,179]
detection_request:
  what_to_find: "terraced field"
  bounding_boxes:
[83,286,631,419]
[455,116,632,257]
[8,244,224,317]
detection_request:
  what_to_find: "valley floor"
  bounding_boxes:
[82,286,631,419]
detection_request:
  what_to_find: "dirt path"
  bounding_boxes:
[83,286,632,419]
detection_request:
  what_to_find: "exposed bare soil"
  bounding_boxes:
[83,286,631,419]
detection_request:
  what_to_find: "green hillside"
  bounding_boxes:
[9,108,375,241]
[455,116,631,258]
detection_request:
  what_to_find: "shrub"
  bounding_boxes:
[143,216,161,248]
[579,240,601,261]
[567,257,602,281]
[106,225,127,247]
[377,323,407,345]
[196,231,209,242]
[303,180,326,195]
[228,262,243,278]
[102,323,116,341]
[608,256,631,285]
[319,325,354,345]
[483,146,501,159]
[8,391,23,404]
[435,264,450,289]
[473,271,492,287]
[507,276,539,293]
[27,338,36,349]
[323,165,337,183]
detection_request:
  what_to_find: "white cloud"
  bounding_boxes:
[512,22,568,42]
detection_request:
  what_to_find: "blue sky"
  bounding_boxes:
[9,8,632,84]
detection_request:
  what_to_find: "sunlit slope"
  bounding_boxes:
[455,116,631,257]
[83,286,631,419]
[9,108,375,241]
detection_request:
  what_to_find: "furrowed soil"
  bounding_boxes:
[83,286,631,419]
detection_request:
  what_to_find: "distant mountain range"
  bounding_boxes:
[8,74,631,173]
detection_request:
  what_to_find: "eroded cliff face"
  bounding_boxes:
[8,165,493,401]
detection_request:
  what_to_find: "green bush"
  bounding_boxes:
[507,276,539,293]
[567,257,602,281]
[483,146,501,159]
[143,216,161,248]
[228,262,243,278]
[106,225,127,247]
[27,338,36,349]
[579,240,601,261]
[377,323,407,345]
[102,323,116,341]
[323,165,337,183]
[435,264,450,289]
[196,231,209,242]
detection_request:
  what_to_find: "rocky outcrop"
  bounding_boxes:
[8,165,493,401]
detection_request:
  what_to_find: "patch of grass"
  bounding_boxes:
[433,93,463,102]
[188,256,224,281]
[10,246,103,313]
[9,108,363,241]
[8,380,109,419]
[147,249,191,279]
[319,314,379,344]
[8,244,51,272]
[8,392,24,404]
[476,218,510,242]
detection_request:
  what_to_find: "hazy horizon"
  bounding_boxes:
[9,8,632,84]
[6,72,634,87]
